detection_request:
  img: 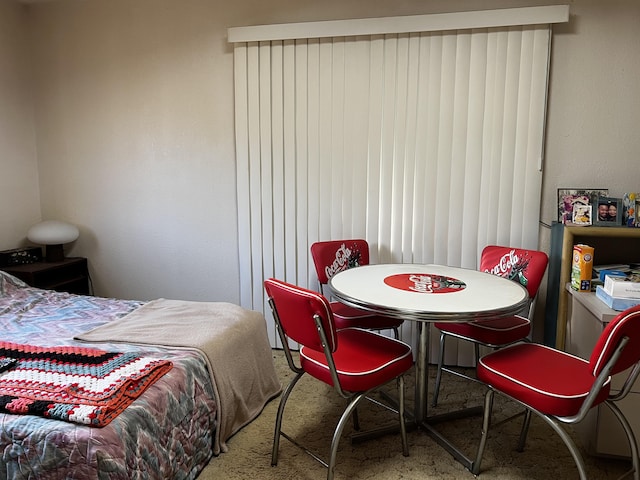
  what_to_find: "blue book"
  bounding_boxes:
[598,269,628,283]
[595,286,640,311]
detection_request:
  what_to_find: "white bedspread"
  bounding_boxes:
[76,299,281,454]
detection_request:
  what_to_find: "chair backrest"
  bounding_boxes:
[264,278,337,353]
[479,245,549,300]
[590,304,640,378]
[310,239,371,286]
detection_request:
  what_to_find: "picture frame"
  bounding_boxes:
[594,197,622,226]
[571,204,592,226]
[622,193,639,227]
[557,188,608,225]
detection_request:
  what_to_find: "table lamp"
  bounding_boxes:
[27,220,80,262]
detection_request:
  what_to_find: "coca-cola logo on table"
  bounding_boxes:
[383,274,466,294]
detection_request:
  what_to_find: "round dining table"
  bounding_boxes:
[329,263,529,470]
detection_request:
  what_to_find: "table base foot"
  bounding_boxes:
[421,421,475,470]
[427,405,483,424]
[350,420,417,444]
[420,405,485,472]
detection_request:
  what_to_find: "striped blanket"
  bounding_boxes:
[0,341,172,427]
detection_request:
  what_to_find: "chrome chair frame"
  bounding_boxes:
[431,245,548,408]
[431,298,534,407]
[267,296,409,480]
[471,336,640,480]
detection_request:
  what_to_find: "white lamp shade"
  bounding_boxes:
[27,220,79,245]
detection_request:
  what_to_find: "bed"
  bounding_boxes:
[0,270,281,479]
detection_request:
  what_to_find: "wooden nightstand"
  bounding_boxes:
[1,257,90,295]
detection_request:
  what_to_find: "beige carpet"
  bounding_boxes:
[197,349,632,480]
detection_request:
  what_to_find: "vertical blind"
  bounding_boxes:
[230,7,568,364]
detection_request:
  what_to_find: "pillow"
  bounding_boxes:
[0,270,29,296]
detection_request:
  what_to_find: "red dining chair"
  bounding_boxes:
[471,305,640,479]
[310,239,403,339]
[432,245,548,406]
[264,278,412,480]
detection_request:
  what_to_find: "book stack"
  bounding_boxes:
[595,274,640,311]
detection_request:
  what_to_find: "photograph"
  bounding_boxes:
[557,188,608,224]
[623,193,639,227]
[572,204,592,226]
[594,197,622,226]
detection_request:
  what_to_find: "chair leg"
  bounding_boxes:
[393,326,400,340]
[352,404,361,431]
[516,408,532,452]
[272,371,304,466]
[326,378,409,480]
[471,388,494,475]
[327,392,368,480]
[475,391,589,480]
[431,331,447,407]
[537,414,588,480]
[604,400,640,480]
[398,375,409,456]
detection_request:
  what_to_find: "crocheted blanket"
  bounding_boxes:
[0,341,172,427]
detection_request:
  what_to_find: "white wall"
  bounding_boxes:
[2,0,639,313]
[0,2,41,249]
[541,0,640,230]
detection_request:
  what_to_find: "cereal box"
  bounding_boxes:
[571,244,594,291]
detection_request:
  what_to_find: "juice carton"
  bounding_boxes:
[571,244,594,291]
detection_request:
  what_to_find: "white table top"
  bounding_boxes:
[329,264,529,322]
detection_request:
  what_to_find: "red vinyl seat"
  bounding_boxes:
[310,239,403,338]
[471,305,640,479]
[264,278,412,480]
[478,343,610,417]
[431,245,548,406]
[300,327,412,393]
